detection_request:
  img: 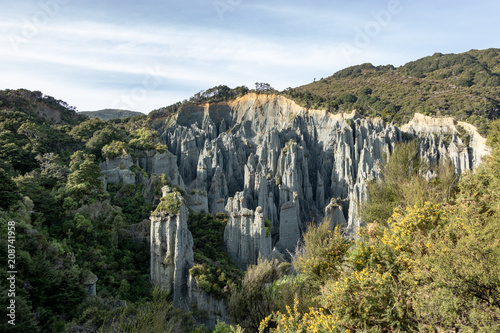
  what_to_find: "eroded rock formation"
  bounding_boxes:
[150,190,193,310]
[112,93,491,327]
[224,192,272,268]
[150,188,229,327]
[103,93,489,274]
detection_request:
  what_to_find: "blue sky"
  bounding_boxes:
[0,0,498,113]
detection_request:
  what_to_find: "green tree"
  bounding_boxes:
[85,126,126,158]
[0,167,21,210]
[65,152,103,203]
[0,286,39,333]
[69,118,105,141]
[129,128,160,150]
[14,171,60,222]
[102,140,129,159]
[67,154,101,188]
[35,153,68,187]
[25,255,86,332]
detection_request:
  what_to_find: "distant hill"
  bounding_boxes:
[80,109,144,120]
[282,48,500,134]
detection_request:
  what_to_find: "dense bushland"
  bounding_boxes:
[0,94,161,332]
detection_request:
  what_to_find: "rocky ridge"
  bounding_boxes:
[155,93,487,242]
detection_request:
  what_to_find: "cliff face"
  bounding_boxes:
[401,112,489,174]
[103,93,489,270]
[148,94,488,265]
[162,95,382,243]
[224,192,272,268]
[149,188,229,327]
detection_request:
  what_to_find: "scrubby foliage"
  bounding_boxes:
[229,259,292,332]
[188,212,242,299]
[188,85,250,104]
[293,221,350,282]
[360,140,458,223]
[101,140,129,159]
[229,222,349,332]
[107,182,153,224]
[212,320,245,333]
[148,85,250,121]
[154,192,182,215]
[95,288,198,333]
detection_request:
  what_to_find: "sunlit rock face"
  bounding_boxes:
[145,93,489,327]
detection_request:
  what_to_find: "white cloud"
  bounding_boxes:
[0,18,362,112]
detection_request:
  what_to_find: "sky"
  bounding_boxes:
[0,0,499,113]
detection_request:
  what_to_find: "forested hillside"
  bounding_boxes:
[284,48,500,134]
[0,90,191,332]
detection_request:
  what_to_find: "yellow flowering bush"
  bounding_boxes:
[259,299,340,333]
[316,203,449,331]
[409,176,500,330]
[320,267,410,331]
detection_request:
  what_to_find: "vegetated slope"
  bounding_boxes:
[284,48,500,134]
[0,89,83,124]
[80,109,144,120]
[0,93,191,332]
